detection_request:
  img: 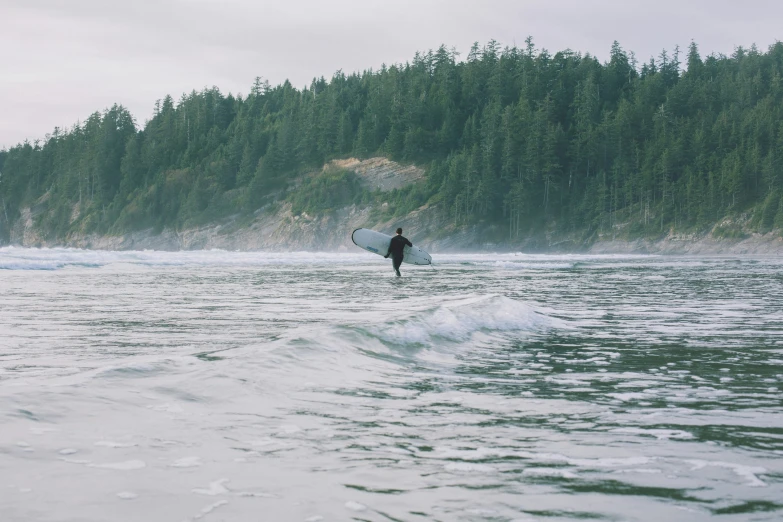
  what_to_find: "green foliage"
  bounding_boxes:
[774,195,783,232]
[2,40,783,242]
[713,223,748,239]
[288,169,363,215]
[758,190,780,233]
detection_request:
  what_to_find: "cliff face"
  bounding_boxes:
[7,157,783,255]
[331,157,424,192]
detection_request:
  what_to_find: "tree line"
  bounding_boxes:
[2,38,783,243]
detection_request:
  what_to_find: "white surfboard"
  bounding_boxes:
[351,228,432,265]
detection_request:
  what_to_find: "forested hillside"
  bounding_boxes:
[2,39,783,246]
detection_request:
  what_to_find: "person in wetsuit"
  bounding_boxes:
[384,227,412,277]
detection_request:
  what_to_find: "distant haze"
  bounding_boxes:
[1,0,781,149]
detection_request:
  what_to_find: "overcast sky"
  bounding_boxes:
[1,0,781,149]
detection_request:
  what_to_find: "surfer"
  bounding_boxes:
[384,228,412,277]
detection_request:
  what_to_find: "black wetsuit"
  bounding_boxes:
[386,234,412,276]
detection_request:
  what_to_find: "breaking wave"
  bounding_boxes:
[265,295,563,373]
[361,294,562,346]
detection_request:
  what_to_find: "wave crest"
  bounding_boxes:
[362,295,559,346]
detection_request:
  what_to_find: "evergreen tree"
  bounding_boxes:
[2,39,783,243]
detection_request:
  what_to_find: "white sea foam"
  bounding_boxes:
[610,428,694,440]
[193,500,228,520]
[193,479,230,496]
[444,462,495,472]
[60,457,91,464]
[89,460,146,470]
[344,501,367,511]
[469,260,576,270]
[170,456,203,468]
[368,295,560,345]
[0,246,655,271]
[0,247,380,270]
[94,441,137,448]
[522,468,578,479]
[686,460,767,487]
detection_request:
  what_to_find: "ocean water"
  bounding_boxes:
[1,247,782,521]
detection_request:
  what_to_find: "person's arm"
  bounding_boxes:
[405,238,412,247]
[385,240,392,258]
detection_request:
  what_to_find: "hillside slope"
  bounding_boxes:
[7,157,461,251]
[7,157,783,254]
[4,40,783,253]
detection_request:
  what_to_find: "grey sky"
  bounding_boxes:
[1,0,781,149]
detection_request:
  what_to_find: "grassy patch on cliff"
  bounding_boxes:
[287,168,368,216]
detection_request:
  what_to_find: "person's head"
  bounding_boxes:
[396,228,403,235]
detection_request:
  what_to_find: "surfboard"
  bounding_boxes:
[351,228,432,265]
